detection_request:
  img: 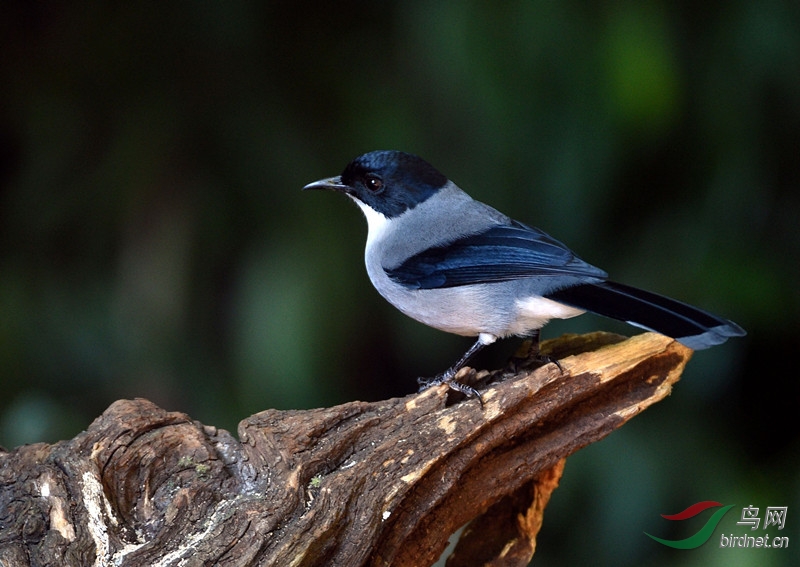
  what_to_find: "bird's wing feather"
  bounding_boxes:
[386,221,607,289]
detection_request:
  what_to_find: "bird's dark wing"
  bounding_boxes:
[386,221,607,290]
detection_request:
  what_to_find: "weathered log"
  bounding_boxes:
[0,332,691,566]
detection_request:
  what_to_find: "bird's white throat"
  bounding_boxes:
[350,197,391,247]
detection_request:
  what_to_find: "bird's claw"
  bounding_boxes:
[418,370,484,406]
[534,352,563,373]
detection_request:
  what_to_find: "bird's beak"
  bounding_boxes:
[302,176,349,192]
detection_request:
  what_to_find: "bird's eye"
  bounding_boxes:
[365,176,384,192]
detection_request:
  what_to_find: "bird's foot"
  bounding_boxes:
[418,369,484,406]
[508,331,563,374]
[509,350,562,374]
[532,352,563,373]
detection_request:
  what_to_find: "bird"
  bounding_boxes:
[304,150,745,400]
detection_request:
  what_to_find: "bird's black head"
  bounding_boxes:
[303,150,448,218]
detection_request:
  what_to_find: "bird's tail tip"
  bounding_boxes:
[674,320,746,350]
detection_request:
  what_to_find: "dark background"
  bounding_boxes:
[1,2,797,566]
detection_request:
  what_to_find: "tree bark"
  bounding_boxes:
[0,331,692,567]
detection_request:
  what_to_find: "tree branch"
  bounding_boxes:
[0,332,692,566]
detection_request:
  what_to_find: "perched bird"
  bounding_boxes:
[304,150,745,399]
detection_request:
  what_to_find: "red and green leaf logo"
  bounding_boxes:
[645,501,734,549]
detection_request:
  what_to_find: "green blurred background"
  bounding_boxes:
[1,1,797,565]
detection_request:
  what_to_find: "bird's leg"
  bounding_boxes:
[418,335,492,404]
[527,329,563,372]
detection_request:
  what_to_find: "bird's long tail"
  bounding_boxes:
[545,281,745,350]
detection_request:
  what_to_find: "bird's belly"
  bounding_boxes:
[372,274,584,338]
[389,286,505,336]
